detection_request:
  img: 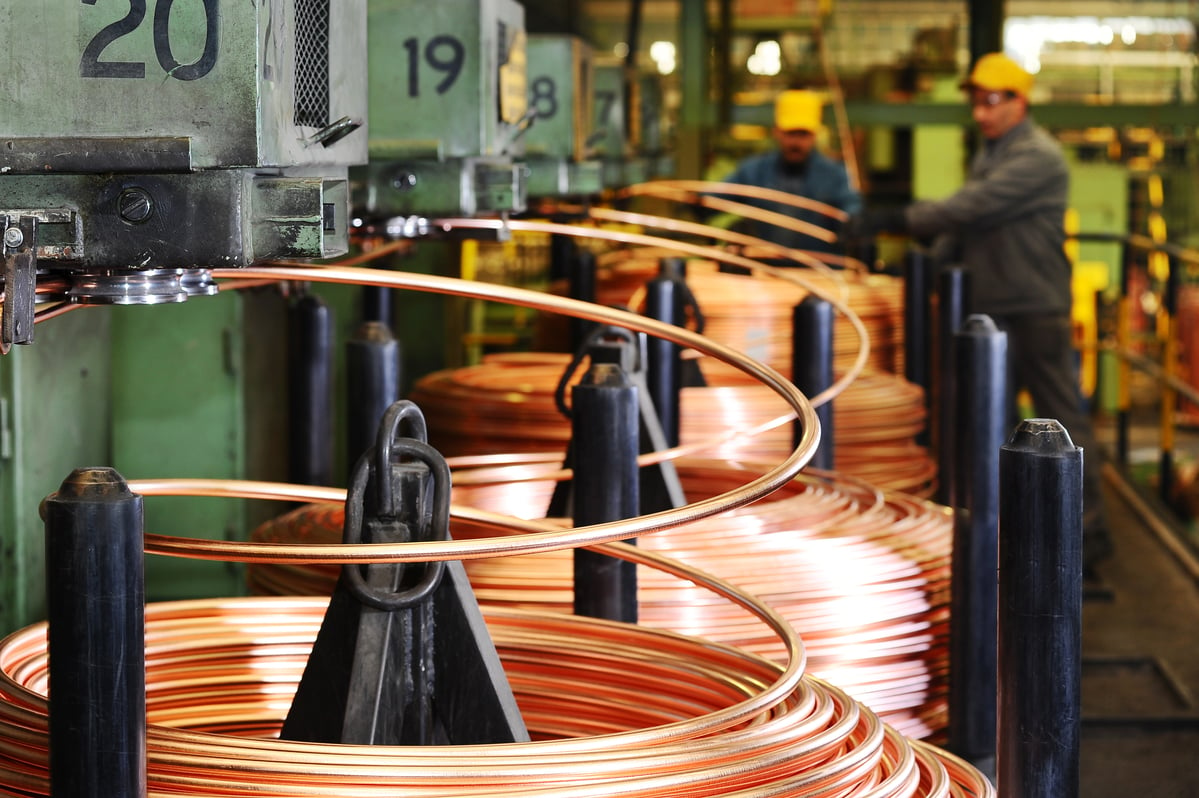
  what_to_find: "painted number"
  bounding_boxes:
[80,0,219,80]
[529,76,558,120]
[402,35,466,97]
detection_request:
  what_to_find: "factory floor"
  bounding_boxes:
[1079,417,1199,796]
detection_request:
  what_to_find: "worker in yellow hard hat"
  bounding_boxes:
[716,89,860,252]
[851,52,1113,573]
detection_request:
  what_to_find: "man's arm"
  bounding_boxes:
[905,142,1066,238]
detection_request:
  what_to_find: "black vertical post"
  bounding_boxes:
[550,233,578,282]
[569,250,598,352]
[1116,239,1132,468]
[362,286,394,326]
[904,249,932,445]
[347,321,402,470]
[935,267,971,506]
[644,258,686,447]
[792,295,834,470]
[999,419,1083,798]
[967,0,1006,67]
[1161,252,1180,506]
[572,362,640,623]
[948,314,1006,779]
[290,293,334,487]
[44,468,146,798]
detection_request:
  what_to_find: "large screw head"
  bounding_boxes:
[118,187,154,224]
[3,227,23,248]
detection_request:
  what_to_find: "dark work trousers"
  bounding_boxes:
[991,313,1112,561]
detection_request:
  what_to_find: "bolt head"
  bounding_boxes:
[3,227,23,248]
[118,187,154,224]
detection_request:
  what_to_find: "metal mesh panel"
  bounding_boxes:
[294,0,331,127]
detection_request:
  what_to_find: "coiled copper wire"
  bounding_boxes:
[619,180,849,223]
[248,459,950,739]
[0,598,988,797]
[0,479,989,797]
[432,217,874,408]
[144,261,819,565]
[588,257,903,379]
[405,351,933,496]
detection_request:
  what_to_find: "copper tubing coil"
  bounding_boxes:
[582,206,859,285]
[248,460,951,739]
[0,596,991,797]
[620,180,851,222]
[160,261,821,564]
[586,257,903,380]
[431,218,874,408]
[677,382,936,499]
[613,185,838,243]
[406,351,933,496]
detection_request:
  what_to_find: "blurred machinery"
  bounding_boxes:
[523,34,604,199]
[352,0,529,223]
[592,60,650,189]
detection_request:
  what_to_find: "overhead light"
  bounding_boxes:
[650,40,676,75]
[747,40,781,76]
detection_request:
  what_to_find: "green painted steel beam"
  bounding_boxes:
[733,102,1199,129]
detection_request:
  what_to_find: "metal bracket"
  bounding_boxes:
[2,215,38,352]
[281,400,528,746]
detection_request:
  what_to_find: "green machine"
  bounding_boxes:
[592,61,651,189]
[638,72,675,179]
[0,1,369,630]
[353,0,529,222]
[523,34,604,199]
[0,0,367,329]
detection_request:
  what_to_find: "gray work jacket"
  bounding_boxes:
[904,118,1073,317]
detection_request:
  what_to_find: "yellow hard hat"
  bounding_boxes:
[960,53,1034,97]
[774,90,823,132]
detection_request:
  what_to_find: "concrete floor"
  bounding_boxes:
[1078,428,1199,796]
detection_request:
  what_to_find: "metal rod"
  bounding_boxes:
[361,285,393,326]
[935,267,971,506]
[998,419,1083,798]
[1115,239,1132,468]
[346,321,402,471]
[1160,252,1179,506]
[549,233,577,283]
[903,249,932,447]
[44,467,146,798]
[289,293,334,487]
[792,295,834,470]
[572,362,640,623]
[644,258,685,448]
[948,314,1006,780]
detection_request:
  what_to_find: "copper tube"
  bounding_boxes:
[587,257,903,381]
[426,217,872,407]
[405,352,932,497]
[630,188,839,243]
[620,180,850,222]
[0,553,991,797]
[583,206,855,288]
[161,262,818,565]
